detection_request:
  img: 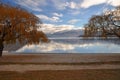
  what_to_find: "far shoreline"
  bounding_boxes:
[3,52,120,55]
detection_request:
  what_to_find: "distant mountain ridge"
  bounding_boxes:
[46,29,84,37]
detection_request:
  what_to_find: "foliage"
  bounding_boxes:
[84,6,120,38]
[0,3,48,44]
[0,2,48,56]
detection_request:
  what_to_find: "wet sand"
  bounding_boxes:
[0,53,120,80]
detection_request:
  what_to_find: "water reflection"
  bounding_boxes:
[16,39,120,53]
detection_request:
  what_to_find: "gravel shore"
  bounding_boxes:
[0,53,120,80]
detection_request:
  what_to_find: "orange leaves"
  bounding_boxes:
[0,3,48,45]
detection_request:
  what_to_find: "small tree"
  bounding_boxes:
[0,3,48,56]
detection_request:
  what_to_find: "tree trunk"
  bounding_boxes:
[0,39,4,57]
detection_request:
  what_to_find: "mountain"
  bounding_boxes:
[46,29,84,37]
[38,24,84,37]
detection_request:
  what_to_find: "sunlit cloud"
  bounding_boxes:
[36,15,61,22]
[53,13,63,17]
[80,0,107,8]
[66,1,78,9]
[80,0,120,8]
[109,0,120,6]
[38,24,82,34]
[14,0,120,11]
[50,0,120,10]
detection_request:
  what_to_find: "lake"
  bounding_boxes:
[15,37,120,53]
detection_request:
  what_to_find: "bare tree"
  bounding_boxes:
[84,6,120,38]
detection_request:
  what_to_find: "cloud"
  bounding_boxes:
[51,0,120,10]
[66,1,78,9]
[36,15,50,21]
[14,0,120,12]
[80,0,120,8]
[14,0,47,12]
[53,13,63,17]
[80,0,107,8]
[51,0,68,10]
[52,16,60,22]
[36,15,61,22]
[38,24,82,34]
[109,0,120,6]
[68,19,80,24]
[51,0,78,10]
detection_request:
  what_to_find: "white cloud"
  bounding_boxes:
[51,0,79,10]
[38,24,82,34]
[14,0,120,12]
[109,0,120,6]
[14,0,47,12]
[66,1,78,9]
[53,13,63,17]
[52,16,60,22]
[51,0,68,10]
[80,0,120,8]
[70,2,77,9]
[36,15,50,20]
[52,0,120,10]
[68,19,80,24]
[36,15,61,22]
[80,0,107,8]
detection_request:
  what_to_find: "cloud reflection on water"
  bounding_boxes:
[16,39,120,53]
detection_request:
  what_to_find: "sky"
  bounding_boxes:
[2,0,120,32]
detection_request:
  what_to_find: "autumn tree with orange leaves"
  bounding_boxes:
[0,3,48,56]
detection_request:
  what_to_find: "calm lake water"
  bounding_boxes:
[16,38,120,53]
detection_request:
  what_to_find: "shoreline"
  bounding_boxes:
[3,52,120,55]
[0,53,120,80]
